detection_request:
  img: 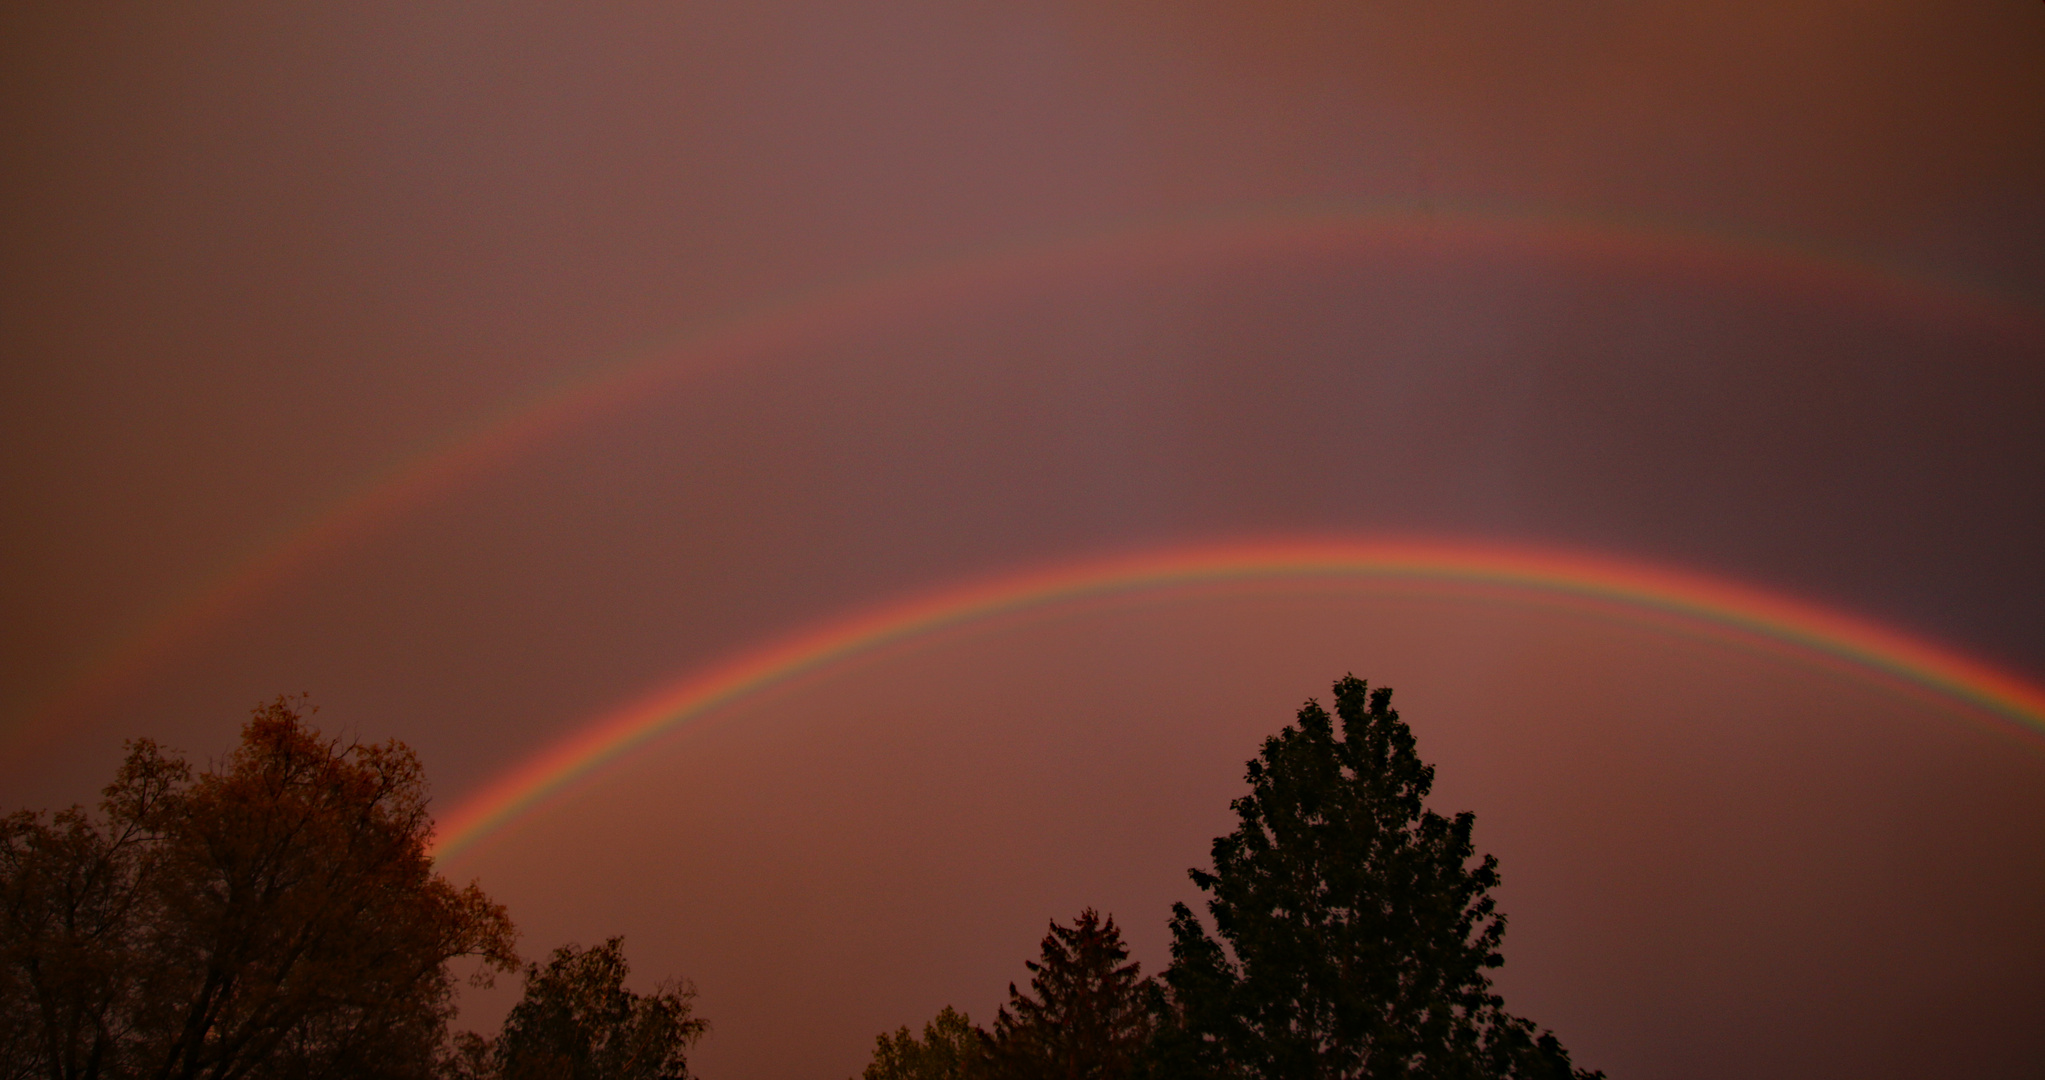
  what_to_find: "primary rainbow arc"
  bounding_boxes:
[430,538,2045,862]
[20,203,2043,753]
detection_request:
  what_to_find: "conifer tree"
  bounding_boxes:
[983,909,1155,1080]
[1158,676,1598,1080]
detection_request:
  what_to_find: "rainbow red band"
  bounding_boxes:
[429,538,2045,861]
[19,205,2042,752]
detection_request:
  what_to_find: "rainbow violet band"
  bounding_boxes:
[22,205,2044,754]
[429,538,2045,861]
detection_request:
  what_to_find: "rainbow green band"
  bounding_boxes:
[21,206,2041,749]
[429,538,2045,861]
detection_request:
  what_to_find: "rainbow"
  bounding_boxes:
[429,538,2045,861]
[20,203,2044,750]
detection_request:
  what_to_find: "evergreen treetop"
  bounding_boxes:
[1159,676,1599,1080]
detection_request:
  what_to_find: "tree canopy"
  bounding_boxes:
[448,937,706,1080]
[1158,676,1597,1080]
[857,675,1600,1079]
[982,910,1155,1080]
[0,697,518,1080]
[858,1005,979,1080]
[10,675,1601,1080]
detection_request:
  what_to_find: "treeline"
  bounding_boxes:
[2,677,1600,1079]
[857,677,1600,1080]
[0,698,703,1080]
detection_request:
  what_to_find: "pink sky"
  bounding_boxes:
[4,3,2042,1076]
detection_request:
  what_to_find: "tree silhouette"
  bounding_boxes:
[0,697,517,1080]
[450,937,705,1080]
[0,739,182,1080]
[1158,676,1599,1080]
[983,909,1156,1080]
[857,1005,979,1080]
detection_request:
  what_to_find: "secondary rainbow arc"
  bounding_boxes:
[18,204,2043,753]
[429,538,2045,862]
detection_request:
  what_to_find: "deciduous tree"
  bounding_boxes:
[454,937,705,1080]
[0,697,518,1080]
[0,740,184,1080]
[857,1005,979,1080]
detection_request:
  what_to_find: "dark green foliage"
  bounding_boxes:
[1159,676,1599,1080]
[983,910,1156,1080]
[857,1005,979,1080]
[452,938,705,1080]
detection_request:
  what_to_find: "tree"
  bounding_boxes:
[856,1005,979,1080]
[452,938,706,1080]
[0,697,518,1080]
[982,910,1156,1080]
[0,740,184,1080]
[1158,676,1598,1080]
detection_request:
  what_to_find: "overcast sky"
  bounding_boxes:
[4,4,2043,1077]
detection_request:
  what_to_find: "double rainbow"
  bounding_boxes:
[21,204,2042,749]
[429,538,2045,861]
